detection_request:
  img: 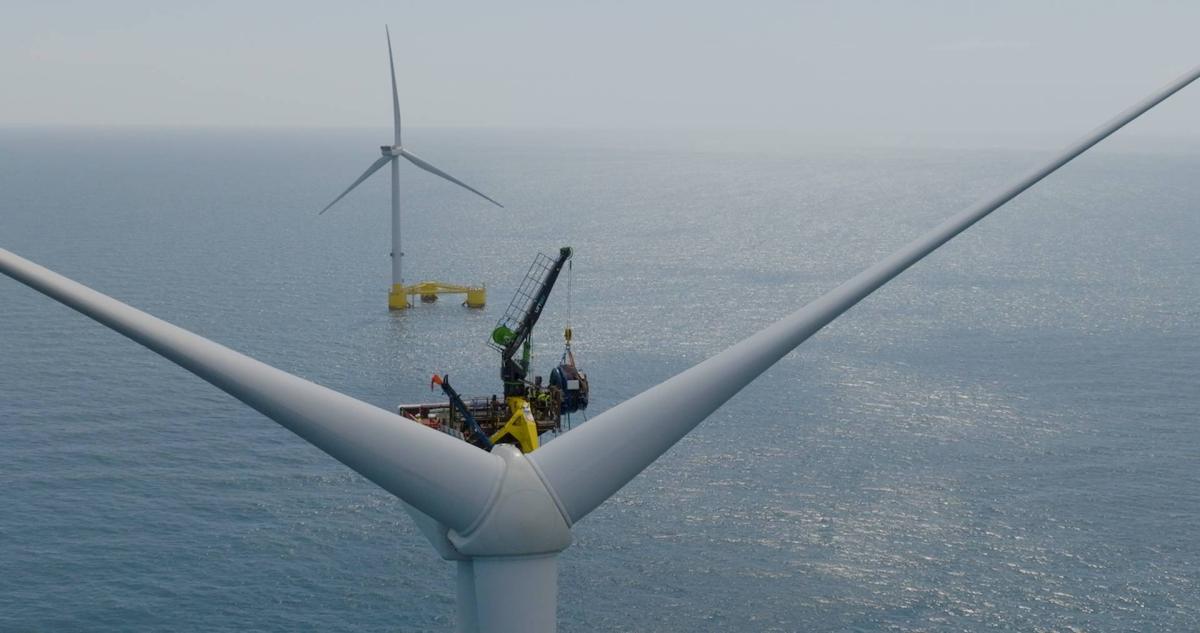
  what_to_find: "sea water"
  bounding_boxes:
[1,128,1197,631]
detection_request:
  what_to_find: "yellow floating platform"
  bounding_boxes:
[389,282,485,310]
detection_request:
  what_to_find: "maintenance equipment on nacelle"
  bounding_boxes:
[398,247,589,453]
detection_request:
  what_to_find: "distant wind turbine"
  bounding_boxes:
[2,63,1197,632]
[319,26,502,309]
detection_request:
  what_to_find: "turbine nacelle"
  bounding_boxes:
[380,145,402,157]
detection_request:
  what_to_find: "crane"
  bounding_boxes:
[486,246,575,452]
[400,247,588,453]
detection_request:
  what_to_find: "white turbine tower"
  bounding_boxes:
[320,26,503,310]
[2,64,1198,632]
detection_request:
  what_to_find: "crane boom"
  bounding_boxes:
[431,374,495,450]
[490,247,573,398]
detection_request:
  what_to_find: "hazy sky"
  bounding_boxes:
[2,1,1198,138]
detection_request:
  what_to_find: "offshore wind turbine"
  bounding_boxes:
[319,26,503,310]
[2,64,1198,632]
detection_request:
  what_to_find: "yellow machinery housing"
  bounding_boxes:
[489,397,542,453]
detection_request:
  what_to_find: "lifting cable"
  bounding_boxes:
[562,258,574,366]
[562,258,580,433]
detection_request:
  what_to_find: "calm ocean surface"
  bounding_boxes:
[1,128,1197,631]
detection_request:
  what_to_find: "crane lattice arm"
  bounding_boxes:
[490,247,573,398]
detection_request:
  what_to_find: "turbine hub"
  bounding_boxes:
[380,145,401,157]
[447,444,573,557]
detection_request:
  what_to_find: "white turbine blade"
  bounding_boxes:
[532,63,1200,525]
[400,148,505,208]
[318,155,392,215]
[386,25,402,146]
[0,247,503,534]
